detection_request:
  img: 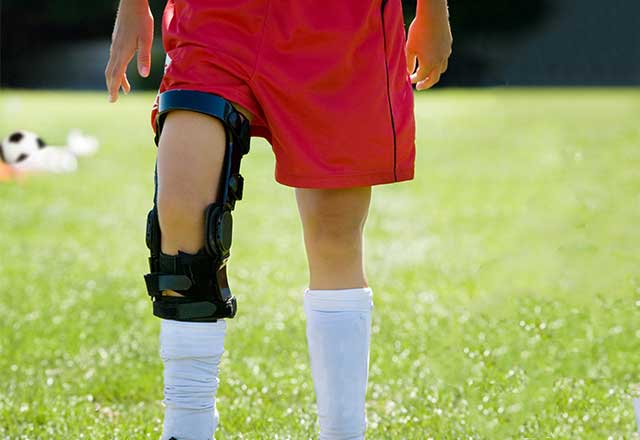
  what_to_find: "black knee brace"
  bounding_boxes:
[144,90,250,322]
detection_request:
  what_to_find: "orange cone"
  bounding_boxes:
[0,162,15,182]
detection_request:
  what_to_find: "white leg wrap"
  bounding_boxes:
[160,319,226,440]
[304,288,373,440]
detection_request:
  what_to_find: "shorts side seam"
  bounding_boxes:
[249,0,272,83]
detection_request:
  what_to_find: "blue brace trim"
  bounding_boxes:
[154,90,249,153]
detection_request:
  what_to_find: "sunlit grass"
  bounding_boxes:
[1,88,639,439]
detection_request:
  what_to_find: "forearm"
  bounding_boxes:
[415,0,449,23]
[120,0,148,6]
[118,0,149,13]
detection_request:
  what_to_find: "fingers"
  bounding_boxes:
[416,67,441,91]
[406,49,417,75]
[122,74,131,94]
[105,58,119,103]
[137,33,153,77]
[409,62,430,85]
[410,58,448,91]
[105,58,127,102]
[105,43,135,102]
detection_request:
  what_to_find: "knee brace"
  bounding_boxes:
[144,90,251,322]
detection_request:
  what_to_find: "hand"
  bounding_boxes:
[405,0,452,91]
[105,0,154,102]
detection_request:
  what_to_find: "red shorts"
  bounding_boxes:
[151,0,416,188]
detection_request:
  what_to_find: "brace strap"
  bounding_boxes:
[145,251,217,299]
[144,251,236,321]
[155,89,250,155]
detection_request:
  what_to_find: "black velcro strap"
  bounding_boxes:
[145,273,193,296]
[155,90,237,145]
[159,90,232,120]
[159,274,192,291]
[154,298,219,322]
[150,250,223,301]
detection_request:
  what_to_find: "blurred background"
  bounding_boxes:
[2,0,639,89]
[2,1,640,438]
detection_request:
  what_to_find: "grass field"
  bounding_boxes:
[1,88,639,439]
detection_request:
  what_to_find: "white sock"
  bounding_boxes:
[304,288,373,440]
[160,319,226,440]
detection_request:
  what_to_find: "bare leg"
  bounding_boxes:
[296,187,373,440]
[295,187,371,290]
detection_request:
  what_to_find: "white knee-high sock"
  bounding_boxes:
[160,319,226,440]
[304,288,373,440]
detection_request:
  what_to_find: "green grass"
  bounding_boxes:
[1,88,639,439]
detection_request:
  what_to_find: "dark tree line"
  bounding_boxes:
[1,0,549,87]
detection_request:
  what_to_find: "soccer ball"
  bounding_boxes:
[0,130,46,164]
[0,128,99,174]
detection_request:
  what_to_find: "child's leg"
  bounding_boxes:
[156,107,251,440]
[295,187,370,290]
[296,187,373,440]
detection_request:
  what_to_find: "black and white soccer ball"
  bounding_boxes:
[0,130,46,164]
